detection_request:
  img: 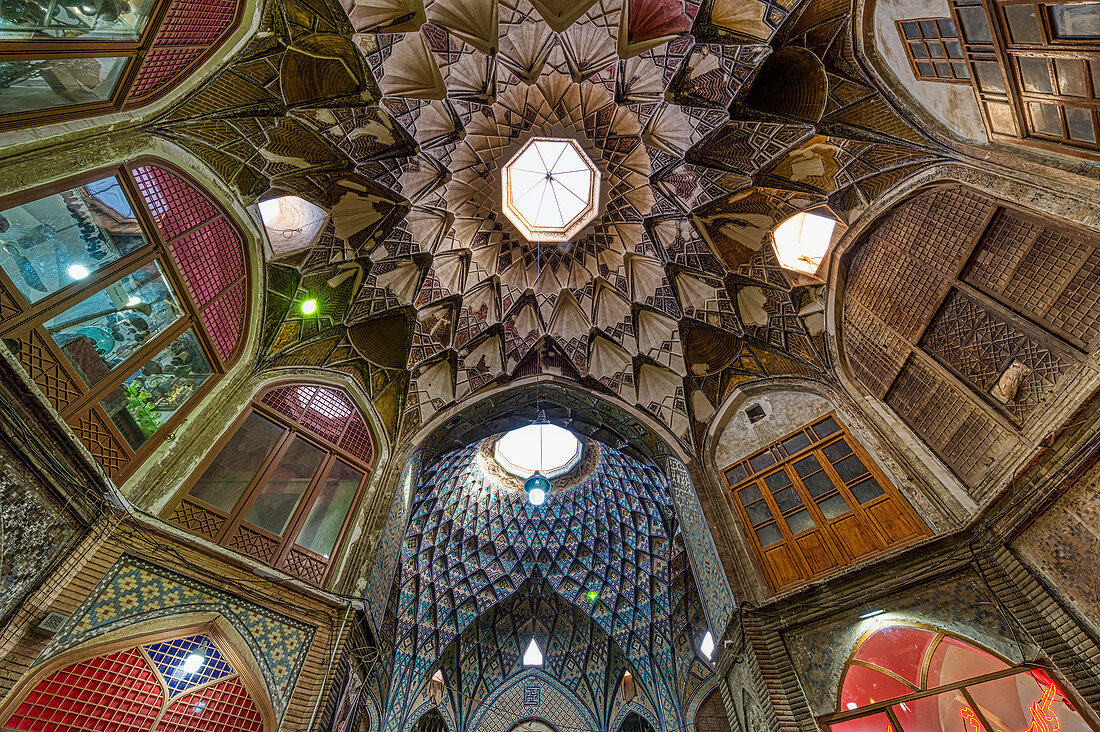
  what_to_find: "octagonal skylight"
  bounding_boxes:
[495,423,582,479]
[502,138,599,242]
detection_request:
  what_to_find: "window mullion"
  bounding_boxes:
[217,428,299,545]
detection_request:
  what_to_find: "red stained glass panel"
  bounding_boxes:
[158,677,263,732]
[854,626,936,687]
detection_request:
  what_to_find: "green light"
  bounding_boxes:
[300,298,318,315]
[587,591,599,602]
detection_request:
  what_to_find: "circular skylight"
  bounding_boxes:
[502,138,599,242]
[495,424,582,479]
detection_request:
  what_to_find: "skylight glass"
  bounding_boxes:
[495,424,582,479]
[502,138,599,242]
[771,212,837,275]
[700,631,715,660]
[523,638,544,666]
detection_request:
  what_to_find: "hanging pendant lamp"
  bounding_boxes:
[524,406,550,505]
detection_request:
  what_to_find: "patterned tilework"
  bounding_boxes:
[466,670,599,732]
[43,556,315,719]
[663,458,735,639]
[365,452,421,632]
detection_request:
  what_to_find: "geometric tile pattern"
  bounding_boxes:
[42,556,315,719]
[366,452,422,631]
[376,436,713,732]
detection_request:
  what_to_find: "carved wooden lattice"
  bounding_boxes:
[228,525,279,563]
[282,549,327,585]
[16,331,81,411]
[73,410,129,478]
[170,499,227,539]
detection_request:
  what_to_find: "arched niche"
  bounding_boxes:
[0,616,277,731]
[742,47,828,123]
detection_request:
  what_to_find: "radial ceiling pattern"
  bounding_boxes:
[148,0,947,455]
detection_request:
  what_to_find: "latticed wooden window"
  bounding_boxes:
[722,414,927,593]
[0,159,249,482]
[951,0,1100,155]
[897,17,971,81]
[0,631,268,731]
[166,382,375,587]
[0,0,243,130]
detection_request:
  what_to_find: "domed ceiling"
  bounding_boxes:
[147,0,948,456]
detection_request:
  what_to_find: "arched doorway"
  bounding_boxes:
[509,718,559,732]
[0,629,270,731]
[824,624,1096,732]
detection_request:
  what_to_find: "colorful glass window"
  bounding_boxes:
[166,382,375,586]
[1,632,265,731]
[723,413,928,593]
[825,625,1097,732]
[0,160,249,482]
[0,0,241,130]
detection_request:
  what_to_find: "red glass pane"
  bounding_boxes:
[261,384,316,422]
[299,386,353,442]
[201,279,246,361]
[891,690,980,732]
[829,711,894,732]
[158,677,263,732]
[840,664,916,710]
[340,413,375,466]
[927,637,1009,688]
[3,648,162,731]
[967,672,1093,732]
[261,384,375,462]
[854,627,937,688]
[131,166,219,241]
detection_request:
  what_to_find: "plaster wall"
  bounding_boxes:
[713,391,832,470]
[871,0,988,142]
[1013,459,1100,637]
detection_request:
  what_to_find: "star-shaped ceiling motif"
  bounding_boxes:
[147,0,947,456]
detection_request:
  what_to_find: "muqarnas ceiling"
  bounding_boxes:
[370,436,713,732]
[147,0,947,454]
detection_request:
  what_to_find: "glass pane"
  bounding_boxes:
[724,463,746,485]
[917,60,936,76]
[812,416,840,439]
[850,476,886,504]
[773,486,804,513]
[901,20,921,39]
[937,17,958,37]
[934,61,953,77]
[818,493,851,520]
[1092,60,1100,96]
[1051,3,1100,39]
[100,329,214,450]
[953,61,971,78]
[840,664,915,710]
[188,412,285,513]
[968,672,1093,732]
[1018,56,1053,93]
[296,459,363,557]
[46,262,182,384]
[919,18,940,36]
[945,39,965,58]
[764,469,792,492]
[0,0,157,40]
[956,6,993,43]
[748,450,776,474]
[892,690,982,732]
[782,431,812,456]
[974,61,1007,93]
[0,175,147,303]
[738,483,762,505]
[1029,102,1063,135]
[1065,106,1096,142]
[834,454,870,482]
[1005,4,1042,43]
[755,523,783,547]
[794,453,822,478]
[928,40,947,58]
[1056,58,1088,96]
[927,636,1009,687]
[244,436,325,536]
[823,438,853,463]
[911,42,930,58]
[785,509,815,534]
[746,500,773,526]
[0,57,128,115]
[804,470,837,498]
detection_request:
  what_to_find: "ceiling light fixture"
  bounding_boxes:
[300,298,318,315]
[859,609,886,619]
[180,643,207,675]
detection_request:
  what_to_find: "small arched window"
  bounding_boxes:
[0,159,249,481]
[0,630,268,731]
[166,382,375,586]
[0,0,243,130]
[826,624,1096,732]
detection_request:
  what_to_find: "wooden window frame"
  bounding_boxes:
[722,413,928,594]
[896,17,973,83]
[164,386,374,587]
[0,158,248,481]
[951,0,1100,158]
[0,0,243,131]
